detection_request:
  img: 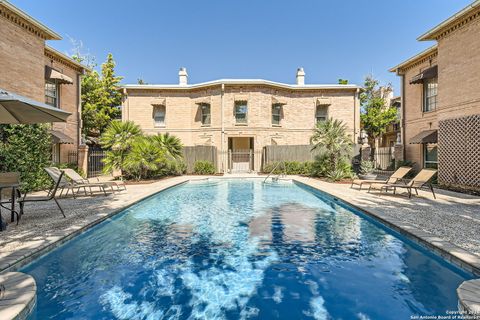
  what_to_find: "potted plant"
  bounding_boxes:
[358,161,377,180]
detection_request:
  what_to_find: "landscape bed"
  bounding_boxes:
[21,178,473,319]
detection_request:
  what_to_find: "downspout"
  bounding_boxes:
[354,88,359,142]
[221,83,225,172]
[122,88,129,121]
[77,73,82,146]
[399,71,406,159]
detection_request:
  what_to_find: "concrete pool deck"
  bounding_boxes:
[0,174,479,319]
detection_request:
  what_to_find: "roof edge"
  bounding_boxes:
[417,0,480,41]
[120,79,360,90]
[45,45,91,72]
[0,0,61,40]
[388,45,438,73]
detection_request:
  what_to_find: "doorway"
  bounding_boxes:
[228,137,254,172]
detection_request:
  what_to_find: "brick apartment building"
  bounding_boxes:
[390,0,480,191]
[0,0,88,163]
[121,68,361,173]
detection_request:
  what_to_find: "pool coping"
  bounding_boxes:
[0,175,479,319]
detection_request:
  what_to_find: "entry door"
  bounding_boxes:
[229,137,253,172]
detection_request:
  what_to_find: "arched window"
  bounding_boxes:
[154,106,166,127]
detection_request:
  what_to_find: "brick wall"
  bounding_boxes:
[401,56,439,170]
[0,9,82,164]
[46,53,81,163]
[0,14,44,100]
[123,85,360,171]
[437,17,480,120]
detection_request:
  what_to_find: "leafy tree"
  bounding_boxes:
[310,119,353,181]
[100,120,142,173]
[360,75,398,145]
[338,79,349,85]
[148,133,183,160]
[81,53,123,139]
[0,124,52,192]
[137,78,147,85]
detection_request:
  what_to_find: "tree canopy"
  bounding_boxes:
[360,75,398,142]
[82,54,123,140]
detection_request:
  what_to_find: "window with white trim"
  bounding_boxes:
[154,106,166,127]
[272,104,282,125]
[423,77,437,112]
[200,103,211,126]
[45,80,59,108]
[235,101,248,124]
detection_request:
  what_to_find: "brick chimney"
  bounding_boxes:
[296,67,305,85]
[179,67,188,86]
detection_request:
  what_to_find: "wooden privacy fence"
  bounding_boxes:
[183,146,217,173]
[263,144,361,170]
[263,145,317,164]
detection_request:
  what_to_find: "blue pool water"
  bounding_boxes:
[23,179,472,320]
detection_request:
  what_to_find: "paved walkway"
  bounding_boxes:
[295,177,480,257]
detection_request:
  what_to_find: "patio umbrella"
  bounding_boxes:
[0,89,71,124]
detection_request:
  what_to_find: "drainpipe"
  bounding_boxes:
[221,83,225,172]
[77,73,82,146]
[354,88,359,142]
[123,88,129,121]
[399,71,406,159]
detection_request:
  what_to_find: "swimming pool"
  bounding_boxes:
[22,179,472,319]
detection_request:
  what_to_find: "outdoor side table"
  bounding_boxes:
[0,182,21,231]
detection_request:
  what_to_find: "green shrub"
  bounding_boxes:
[123,137,166,180]
[193,160,216,175]
[359,160,375,174]
[100,123,185,180]
[157,159,186,176]
[310,154,353,181]
[309,119,354,181]
[0,124,52,192]
[263,161,314,175]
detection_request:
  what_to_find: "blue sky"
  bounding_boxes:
[12,0,472,93]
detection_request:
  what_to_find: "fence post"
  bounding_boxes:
[77,144,89,177]
[394,144,404,168]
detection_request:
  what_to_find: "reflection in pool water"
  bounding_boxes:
[23,179,472,319]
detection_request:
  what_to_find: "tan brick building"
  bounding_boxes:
[121,68,360,172]
[0,0,88,163]
[390,0,480,191]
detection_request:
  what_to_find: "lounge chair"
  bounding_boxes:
[18,169,66,218]
[61,168,109,196]
[368,168,438,199]
[351,166,412,190]
[90,169,127,192]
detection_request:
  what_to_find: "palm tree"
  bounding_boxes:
[148,133,183,160]
[100,120,142,173]
[123,137,165,180]
[310,119,352,174]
